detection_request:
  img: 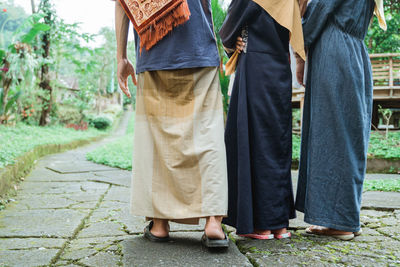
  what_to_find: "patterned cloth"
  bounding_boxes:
[118,0,190,52]
[131,67,228,224]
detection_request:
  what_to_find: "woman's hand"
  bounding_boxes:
[117,58,137,98]
[299,0,308,17]
[295,54,305,87]
[236,36,245,53]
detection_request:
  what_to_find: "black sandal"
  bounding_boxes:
[201,232,229,248]
[144,221,170,242]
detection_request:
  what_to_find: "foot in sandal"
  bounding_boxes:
[306,225,355,241]
[272,228,291,239]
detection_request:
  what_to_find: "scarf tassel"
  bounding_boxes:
[139,0,191,52]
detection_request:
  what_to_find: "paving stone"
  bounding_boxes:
[364,173,400,180]
[0,238,65,250]
[63,192,104,202]
[67,236,124,251]
[98,200,128,211]
[4,194,77,210]
[79,251,122,267]
[102,208,147,234]
[381,216,399,226]
[357,227,381,236]
[123,232,252,267]
[360,210,393,218]
[248,253,333,267]
[234,231,319,255]
[169,220,206,232]
[92,170,131,187]
[46,161,117,174]
[26,168,97,182]
[77,221,127,238]
[378,226,400,239]
[336,256,389,266]
[0,209,87,238]
[0,249,59,267]
[103,186,130,203]
[19,181,109,195]
[61,248,98,261]
[362,192,400,209]
[88,209,115,222]
[289,212,309,229]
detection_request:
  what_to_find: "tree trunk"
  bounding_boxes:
[39,0,52,126]
[1,60,12,123]
[31,0,36,14]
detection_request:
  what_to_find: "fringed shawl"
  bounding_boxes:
[118,0,191,52]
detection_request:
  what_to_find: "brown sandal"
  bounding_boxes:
[305,225,355,241]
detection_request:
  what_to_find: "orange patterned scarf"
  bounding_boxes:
[118,0,191,52]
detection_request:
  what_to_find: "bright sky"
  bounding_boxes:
[13,0,117,46]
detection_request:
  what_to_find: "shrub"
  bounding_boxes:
[56,105,82,124]
[103,104,122,117]
[89,115,113,130]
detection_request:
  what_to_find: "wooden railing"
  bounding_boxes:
[292,53,400,103]
[370,53,400,99]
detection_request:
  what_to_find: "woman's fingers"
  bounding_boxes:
[131,73,137,86]
[118,77,131,98]
[296,61,305,87]
[236,40,245,53]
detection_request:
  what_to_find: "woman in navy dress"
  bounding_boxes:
[220,0,305,239]
[295,0,386,240]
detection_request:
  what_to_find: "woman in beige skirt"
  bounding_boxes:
[115,0,229,248]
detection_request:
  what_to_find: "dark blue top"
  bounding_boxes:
[133,0,220,74]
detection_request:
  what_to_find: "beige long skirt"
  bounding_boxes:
[131,67,228,224]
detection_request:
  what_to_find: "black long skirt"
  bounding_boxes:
[223,17,296,234]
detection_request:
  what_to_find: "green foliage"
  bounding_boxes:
[86,135,133,170]
[365,5,400,53]
[56,105,82,124]
[86,115,135,170]
[364,179,400,192]
[0,123,105,168]
[292,134,301,160]
[219,72,230,114]
[0,87,21,120]
[89,116,113,130]
[368,131,400,159]
[211,0,231,114]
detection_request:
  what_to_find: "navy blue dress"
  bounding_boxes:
[220,0,295,234]
[295,0,375,232]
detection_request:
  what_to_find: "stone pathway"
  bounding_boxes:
[0,113,399,266]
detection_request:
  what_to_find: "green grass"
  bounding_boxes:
[368,131,400,160]
[87,117,400,172]
[86,135,133,170]
[364,179,400,192]
[292,134,301,160]
[0,124,106,169]
[86,115,134,170]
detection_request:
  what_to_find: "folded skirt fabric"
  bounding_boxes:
[131,67,228,224]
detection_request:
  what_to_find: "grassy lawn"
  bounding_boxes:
[368,131,400,160]
[0,124,107,169]
[87,116,400,191]
[86,115,134,170]
[364,179,400,192]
